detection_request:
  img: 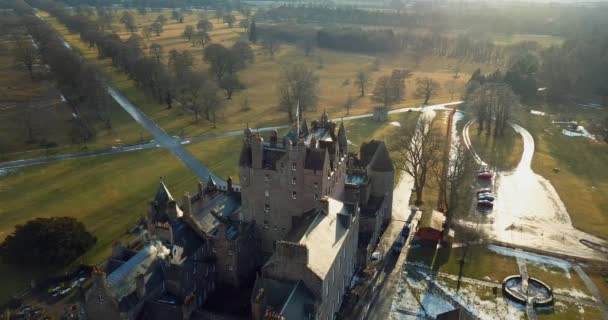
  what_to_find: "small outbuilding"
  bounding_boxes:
[415,210,445,242]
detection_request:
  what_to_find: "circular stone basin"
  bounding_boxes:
[502,275,553,306]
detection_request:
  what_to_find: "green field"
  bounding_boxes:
[468,122,524,171]
[521,108,608,239]
[0,148,199,302]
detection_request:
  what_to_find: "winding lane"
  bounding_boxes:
[462,120,607,261]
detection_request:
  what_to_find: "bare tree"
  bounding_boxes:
[182,25,194,42]
[392,116,442,205]
[120,11,137,33]
[278,65,319,122]
[150,21,163,36]
[19,103,37,143]
[467,83,519,136]
[354,70,371,97]
[300,39,314,57]
[344,92,354,115]
[445,79,459,100]
[15,43,38,79]
[414,77,441,105]
[261,38,280,58]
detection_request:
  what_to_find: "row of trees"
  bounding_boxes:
[35,0,255,125]
[14,0,114,144]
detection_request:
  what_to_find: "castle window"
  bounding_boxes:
[228,250,233,256]
[98,295,105,303]
[264,174,269,182]
[228,266,233,271]
[313,182,319,189]
[265,190,269,197]
[292,177,296,185]
[314,193,319,200]
[264,203,270,213]
[292,162,297,171]
[263,220,269,229]
[292,191,297,200]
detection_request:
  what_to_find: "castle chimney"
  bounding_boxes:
[135,274,146,299]
[92,267,108,289]
[251,135,264,169]
[111,241,124,259]
[319,196,330,215]
[270,130,278,146]
[182,192,192,217]
[197,181,204,197]
[227,176,233,193]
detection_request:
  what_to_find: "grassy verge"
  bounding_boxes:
[525,264,590,295]
[468,122,524,171]
[521,109,608,238]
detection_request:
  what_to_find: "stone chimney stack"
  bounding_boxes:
[270,130,278,146]
[251,135,264,169]
[111,241,124,259]
[227,176,233,193]
[135,274,146,299]
[92,267,108,290]
[182,192,192,217]
[319,196,330,215]
[197,181,204,197]
[276,241,308,265]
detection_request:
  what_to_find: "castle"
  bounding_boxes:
[83,111,394,320]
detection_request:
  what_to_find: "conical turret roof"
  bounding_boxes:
[369,141,394,172]
[154,178,174,204]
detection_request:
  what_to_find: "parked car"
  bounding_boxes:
[401,225,411,237]
[477,193,495,201]
[477,171,493,180]
[477,200,494,208]
[476,188,492,194]
[393,236,405,254]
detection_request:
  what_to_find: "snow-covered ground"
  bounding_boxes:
[461,121,607,261]
[561,126,596,141]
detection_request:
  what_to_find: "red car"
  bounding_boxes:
[478,171,493,180]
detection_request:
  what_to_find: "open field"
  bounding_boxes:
[492,33,564,47]
[520,108,608,239]
[468,122,524,171]
[0,148,198,303]
[40,9,472,139]
[0,15,150,161]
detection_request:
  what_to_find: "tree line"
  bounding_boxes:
[13,0,115,145]
[32,0,255,126]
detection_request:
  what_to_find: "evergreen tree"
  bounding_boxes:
[249,19,257,43]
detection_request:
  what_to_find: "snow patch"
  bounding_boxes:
[347,139,355,146]
[561,126,596,141]
[487,245,572,272]
[390,121,401,127]
[530,110,545,116]
[553,288,596,301]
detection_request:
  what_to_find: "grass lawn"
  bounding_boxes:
[468,122,524,171]
[492,33,564,47]
[40,9,471,139]
[520,109,608,239]
[408,242,520,283]
[525,264,590,295]
[537,300,603,320]
[0,148,200,303]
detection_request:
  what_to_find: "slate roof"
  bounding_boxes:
[360,140,394,172]
[154,180,174,204]
[190,191,242,237]
[290,198,353,279]
[171,222,204,258]
[107,241,168,301]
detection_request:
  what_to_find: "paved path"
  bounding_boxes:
[0,102,463,172]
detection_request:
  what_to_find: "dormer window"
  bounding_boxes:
[292,191,297,200]
[264,203,270,213]
[292,177,296,185]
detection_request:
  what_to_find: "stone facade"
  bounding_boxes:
[239,112,348,258]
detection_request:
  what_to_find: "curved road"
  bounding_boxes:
[462,120,607,261]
